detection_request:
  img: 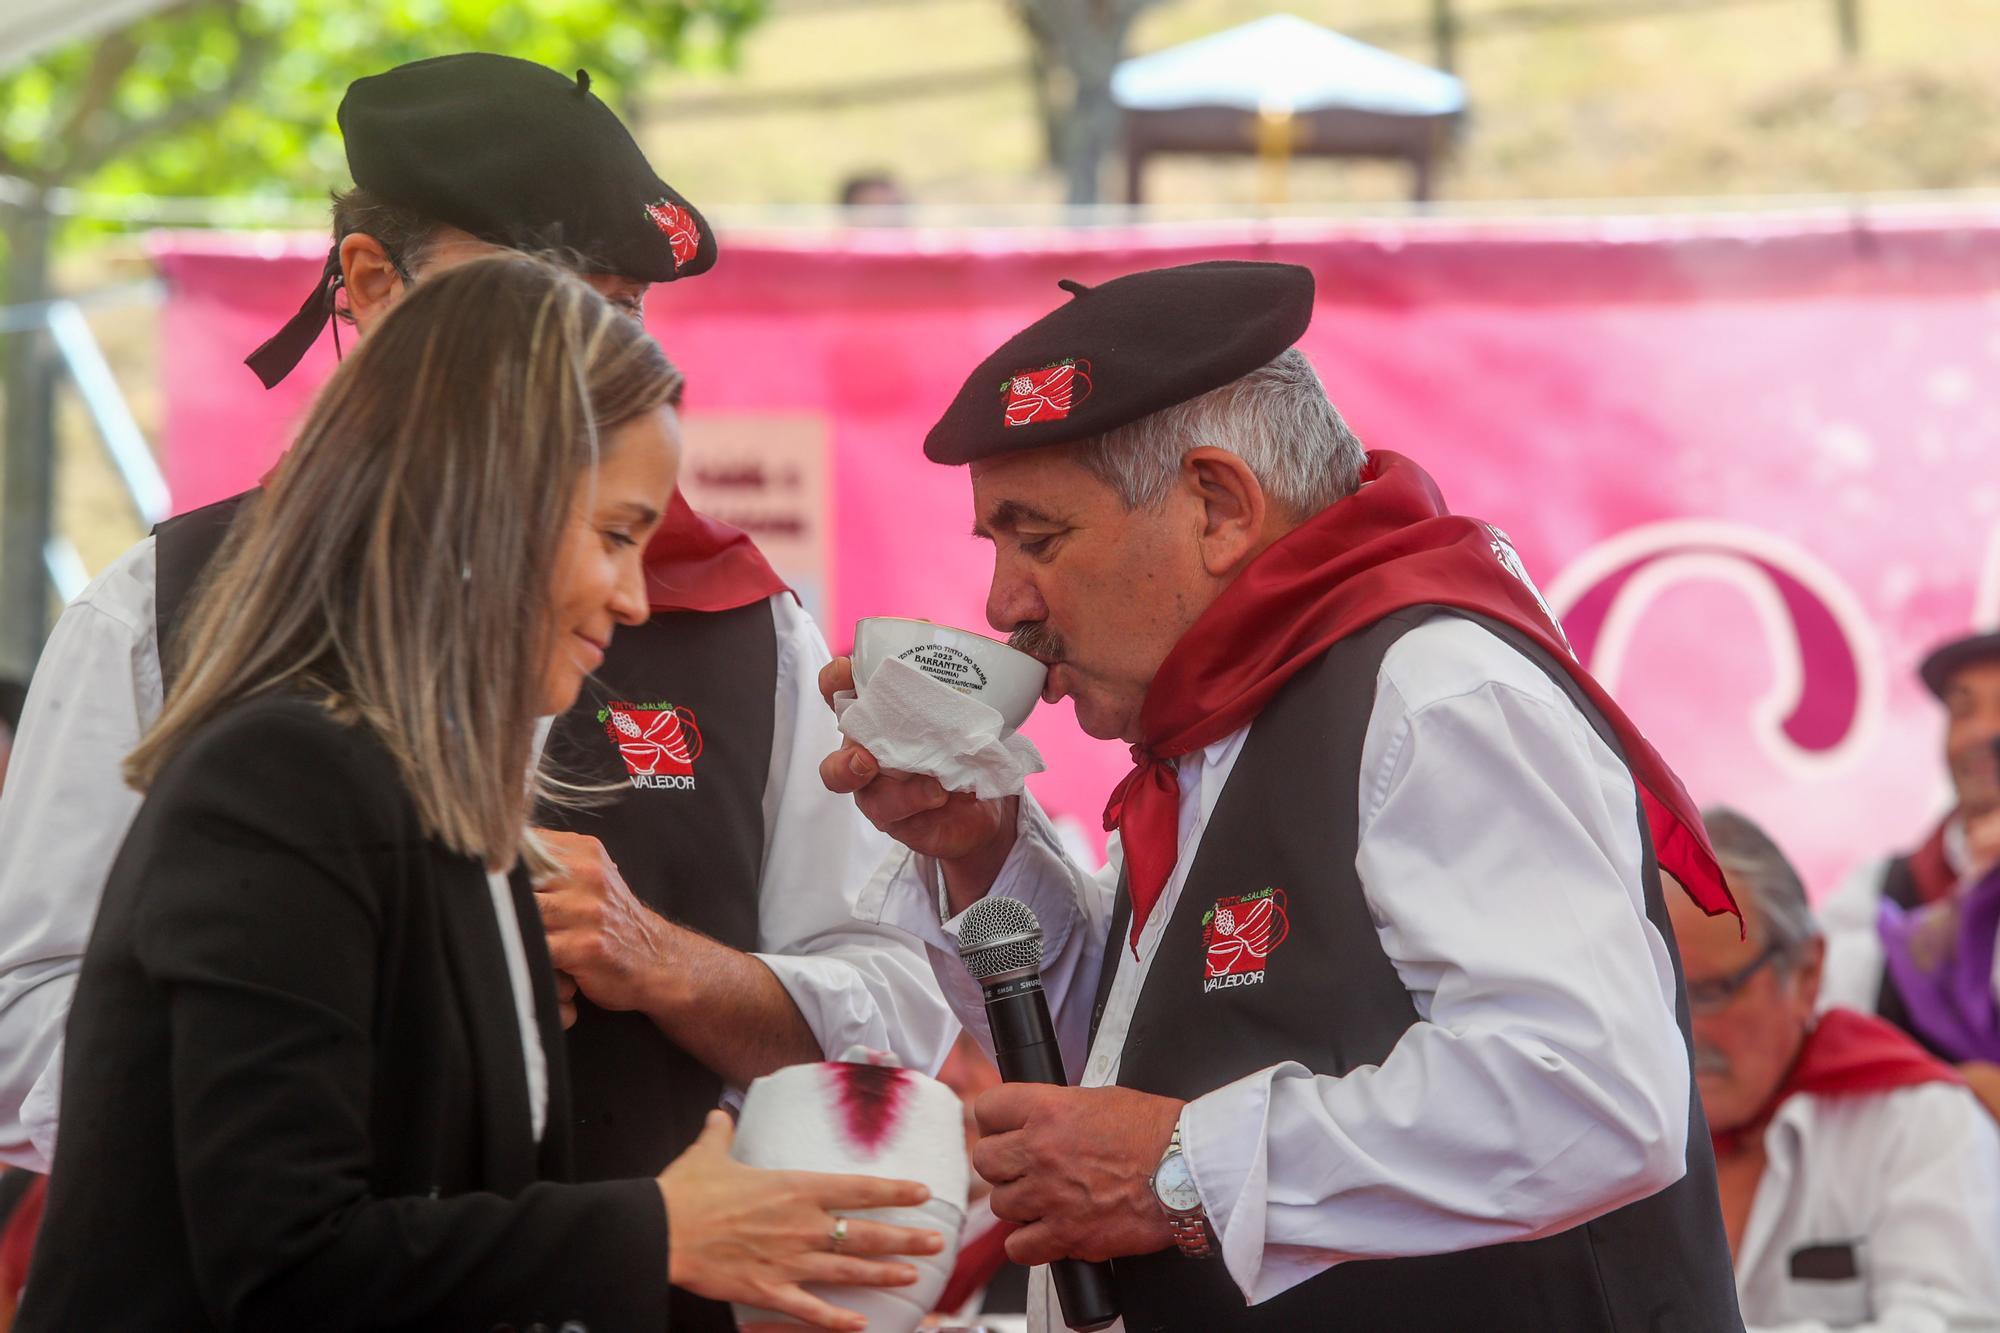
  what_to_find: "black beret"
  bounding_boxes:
[247,52,713,388]
[341,54,715,284]
[1919,630,2000,699]
[924,260,1315,465]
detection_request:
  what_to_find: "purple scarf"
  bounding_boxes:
[1878,862,2000,1064]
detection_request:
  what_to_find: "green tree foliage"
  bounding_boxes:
[0,0,767,201]
[0,0,765,677]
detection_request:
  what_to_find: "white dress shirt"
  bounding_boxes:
[1735,1078,2000,1331]
[0,534,952,1170]
[857,614,1692,1328]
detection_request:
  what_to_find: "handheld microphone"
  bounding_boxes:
[958,896,1120,1332]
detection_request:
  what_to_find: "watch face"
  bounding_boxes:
[1153,1152,1201,1213]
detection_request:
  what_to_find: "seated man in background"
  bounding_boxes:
[1819,630,2000,1120]
[1674,807,2000,1330]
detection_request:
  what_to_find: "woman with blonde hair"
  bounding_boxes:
[17,252,938,1333]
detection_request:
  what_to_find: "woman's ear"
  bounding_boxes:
[1183,447,1269,579]
[339,232,407,333]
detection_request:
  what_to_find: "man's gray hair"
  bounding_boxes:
[1071,347,1367,515]
[1701,806,1820,960]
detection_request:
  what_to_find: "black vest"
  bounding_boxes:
[156,492,778,1333]
[537,603,776,1333]
[534,604,776,1188]
[153,492,254,684]
[1090,608,1743,1333]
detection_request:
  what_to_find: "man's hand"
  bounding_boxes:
[970,1083,1184,1266]
[533,829,671,1015]
[554,971,580,1029]
[533,833,821,1081]
[816,656,1018,908]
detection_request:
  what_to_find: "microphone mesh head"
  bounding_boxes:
[956,895,1044,980]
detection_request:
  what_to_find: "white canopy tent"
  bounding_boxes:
[1112,13,1467,120]
[1110,14,1468,204]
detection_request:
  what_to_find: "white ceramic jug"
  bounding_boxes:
[729,1053,968,1331]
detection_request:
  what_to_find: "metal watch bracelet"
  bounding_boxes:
[1156,1127,1216,1259]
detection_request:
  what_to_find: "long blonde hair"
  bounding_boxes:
[128,252,683,869]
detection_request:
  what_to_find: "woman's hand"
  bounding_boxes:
[658,1111,944,1331]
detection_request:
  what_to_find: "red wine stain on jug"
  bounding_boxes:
[830,1062,910,1154]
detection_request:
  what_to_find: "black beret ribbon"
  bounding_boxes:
[243,244,343,389]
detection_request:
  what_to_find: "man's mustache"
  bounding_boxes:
[1009,621,1067,664]
[1692,1042,1732,1078]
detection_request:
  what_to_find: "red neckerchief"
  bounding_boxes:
[1103,450,1738,952]
[1906,814,1960,906]
[1710,1006,1966,1158]
[0,1172,45,1307]
[643,490,790,613]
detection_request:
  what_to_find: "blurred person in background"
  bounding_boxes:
[0,54,950,1333]
[15,254,941,1333]
[1674,806,2000,1331]
[838,170,912,219]
[1819,631,2000,1121]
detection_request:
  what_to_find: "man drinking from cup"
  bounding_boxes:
[821,261,1746,1331]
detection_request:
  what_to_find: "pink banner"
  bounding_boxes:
[151,213,2000,893]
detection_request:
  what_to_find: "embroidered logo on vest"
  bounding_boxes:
[1201,888,1289,993]
[600,701,704,790]
[1002,357,1092,428]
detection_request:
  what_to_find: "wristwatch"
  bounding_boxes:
[1149,1126,1216,1258]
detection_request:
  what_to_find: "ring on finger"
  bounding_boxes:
[828,1217,849,1252]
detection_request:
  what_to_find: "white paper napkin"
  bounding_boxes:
[835,655,1045,800]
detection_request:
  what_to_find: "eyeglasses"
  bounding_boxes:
[1685,943,1784,1014]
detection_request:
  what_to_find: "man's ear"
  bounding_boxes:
[1183,447,1268,579]
[339,232,406,333]
[1792,934,1827,1015]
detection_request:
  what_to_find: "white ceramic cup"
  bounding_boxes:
[729,1060,969,1332]
[852,617,1047,734]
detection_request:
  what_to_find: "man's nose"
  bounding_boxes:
[985,559,1045,636]
[1687,1009,1731,1051]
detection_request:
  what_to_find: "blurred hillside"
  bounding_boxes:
[641,0,2000,207]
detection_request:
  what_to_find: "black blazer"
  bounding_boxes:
[17,692,670,1331]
